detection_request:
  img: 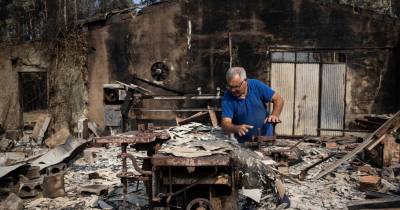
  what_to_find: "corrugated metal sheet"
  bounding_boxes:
[320,64,346,136]
[294,64,320,136]
[271,63,295,135]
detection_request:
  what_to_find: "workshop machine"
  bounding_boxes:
[95,124,238,210]
[99,78,299,209]
[99,79,238,209]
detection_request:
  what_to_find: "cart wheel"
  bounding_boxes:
[186,198,214,210]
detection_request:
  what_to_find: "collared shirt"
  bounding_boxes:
[221,79,275,143]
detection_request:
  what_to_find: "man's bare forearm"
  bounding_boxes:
[222,121,238,134]
[271,93,284,117]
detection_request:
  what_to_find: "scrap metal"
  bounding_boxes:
[31,138,88,170]
[315,110,400,179]
[150,123,239,209]
[94,125,170,209]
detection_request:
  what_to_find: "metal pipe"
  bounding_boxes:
[269,46,393,51]
[317,128,372,132]
[136,94,222,100]
[131,108,221,112]
[163,172,217,204]
[124,153,152,175]
[121,143,128,210]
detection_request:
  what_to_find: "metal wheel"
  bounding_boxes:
[186,198,214,210]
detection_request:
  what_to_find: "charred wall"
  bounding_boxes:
[2,0,397,132]
[0,0,400,133]
[0,36,88,136]
[184,0,399,124]
[86,0,399,128]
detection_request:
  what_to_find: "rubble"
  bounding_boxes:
[359,175,381,191]
[315,111,400,179]
[239,188,262,203]
[0,138,14,152]
[79,184,109,195]
[77,117,89,139]
[347,196,400,210]
[31,114,51,142]
[44,127,71,148]
[0,120,398,210]
[31,137,87,170]
[0,193,23,210]
[42,171,65,198]
[88,121,101,137]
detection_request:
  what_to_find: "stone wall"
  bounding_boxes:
[0,34,88,134]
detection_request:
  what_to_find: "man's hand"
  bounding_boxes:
[235,124,254,136]
[222,117,253,136]
[265,115,281,123]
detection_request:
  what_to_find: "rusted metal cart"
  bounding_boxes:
[151,153,238,210]
[95,125,170,209]
[95,124,239,210]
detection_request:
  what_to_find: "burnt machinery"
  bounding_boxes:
[101,81,232,209]
[95,124,170,209]
[95,126,238,210]
[151,154,238,210]
[103,80,222,133]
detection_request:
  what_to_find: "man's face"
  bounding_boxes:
[227,74,247,98]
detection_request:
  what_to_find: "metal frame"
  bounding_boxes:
[269,49,348,137]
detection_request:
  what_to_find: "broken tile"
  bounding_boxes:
[325,141,337,149]
[31,114,51,142]
[359,175,381,191]
[239,188,262,203]
[358,164,377,175]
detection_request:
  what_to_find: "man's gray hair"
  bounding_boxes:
[226,67,247,81]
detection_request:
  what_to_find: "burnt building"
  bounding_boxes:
[0,0,399,137]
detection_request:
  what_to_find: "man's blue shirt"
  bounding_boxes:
[221,79,275,143]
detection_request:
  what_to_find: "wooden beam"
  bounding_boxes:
[347,197,400,210]
[175,111,208,126]
[314,111,400,179]
[208,106,218,128]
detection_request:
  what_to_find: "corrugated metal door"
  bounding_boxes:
[320,64,346,136]
[270,63,295,136]
[294,64,320,136]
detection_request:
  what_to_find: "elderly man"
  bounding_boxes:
[221,67,284,143]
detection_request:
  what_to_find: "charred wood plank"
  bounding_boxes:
[347,197,400,210]
[315,111,400,179]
